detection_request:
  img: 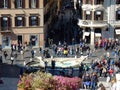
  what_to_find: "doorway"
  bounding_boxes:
[18,35,22,44]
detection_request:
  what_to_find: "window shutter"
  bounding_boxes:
[116,11,118,20]
[1,17,3,28]
[36,0,39,8]
[15,17,17,26]
[94,11,96,20]
[23,17,26,26]
[36,17,40,26]
[90,0,92,4]
[90,11,92,20]
[0,17,1,29]
[8,0,11,8]
[29,0,31,8]
[0,1,2,8]
[101,11,103,20]
[15,0,17,8]
[8,18,11,30]
[22,0,25,8]
[94,0,96,4]
[29,17,31,26]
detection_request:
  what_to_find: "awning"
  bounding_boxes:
[17,17,22,20]
[3,17,8,21]
[96,11,101,15]
[116,29,120,34]
[95,33,101,37]
[84,32,90,36]
[86,11,90,15]
[31,16,36,20]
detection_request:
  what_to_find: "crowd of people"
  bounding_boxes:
[2,42,28,64]
[1,38,120,89]
[47,38,120,90]
[51,41,91,58]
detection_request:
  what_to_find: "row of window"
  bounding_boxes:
[0,0,39,9]
[0,16,40,30]
[83,10,120,21]
[82,0,104,4]
[84,11,103,20]
[82,0,120,4]
[85,27,101,33]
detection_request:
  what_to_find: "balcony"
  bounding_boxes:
[82,4,104,11]
[82,4,92,10]
[0,27,12,33]
[94,5,104,10]
[78,20,108,28]
[114,20,120,27]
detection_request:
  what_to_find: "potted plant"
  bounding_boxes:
[53,76,82,90]
[31,71,55,90]
[17,74,33,90]
[17,71,82,90]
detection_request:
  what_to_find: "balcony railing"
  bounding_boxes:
[82,4,104,11]
[78,20,108,27]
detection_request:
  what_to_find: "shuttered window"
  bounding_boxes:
[85,11,92,20]
[116,10,120,20]
[29,0,39,8]
[85,0,92,4]
[95,0,104,4]
[15,0,25,8]
[94,11,103,20]
[15,16,26,26]
[29,16,39,26]
[1,17,11,30]
[0,0,11,8]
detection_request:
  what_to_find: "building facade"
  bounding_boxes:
[77,0,120,47]
[0,0,57,49]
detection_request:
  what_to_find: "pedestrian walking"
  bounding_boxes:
[0,73,3,84]
[68,67,73,77]
[3,51,8,59]
[0,56,2,63]
[14,52,18,59]
[31,49,34,58]
[10,52,14,65]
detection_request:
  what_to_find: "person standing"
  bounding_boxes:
[51,60,55,69]
[91,73,98,90]
[11,43,16,51]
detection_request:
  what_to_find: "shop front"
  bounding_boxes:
[115,29,120,41]
[30,34,39,47]
[2,36,11,49]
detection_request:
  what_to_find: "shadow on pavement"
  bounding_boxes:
[0,63,21,78]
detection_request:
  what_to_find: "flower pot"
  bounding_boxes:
[17,88,25,90]
[35,88,44,90]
